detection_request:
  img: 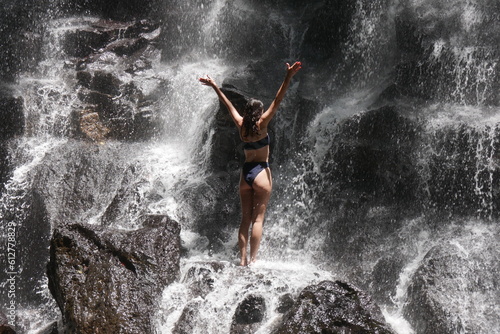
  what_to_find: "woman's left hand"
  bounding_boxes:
[286,61,302,77]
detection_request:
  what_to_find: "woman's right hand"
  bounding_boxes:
[199,75,216,87]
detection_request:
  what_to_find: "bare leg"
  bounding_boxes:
[239,178,254,266]
[249,168,272,264]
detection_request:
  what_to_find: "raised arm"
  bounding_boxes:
[260,61,302,127]
[199,75,243,128]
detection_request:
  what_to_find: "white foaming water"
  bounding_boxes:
[156,256,334,334]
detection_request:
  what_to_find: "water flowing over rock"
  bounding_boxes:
[1,0,499,333]
[274,280,395,334]
[318,105,420,208]
[47,215,180,333]
[403,228,500,334]
[71,19,165,142]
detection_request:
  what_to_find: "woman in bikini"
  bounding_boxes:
[199,61,302,266]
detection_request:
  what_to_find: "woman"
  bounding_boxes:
[199,61,302,266]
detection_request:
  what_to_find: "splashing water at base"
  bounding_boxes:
[156,257,334,334]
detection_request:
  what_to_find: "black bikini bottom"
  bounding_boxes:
[242,162,269,186]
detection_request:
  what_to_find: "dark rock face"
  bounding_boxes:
[274,280,395,334]
[0,95,24,141]
[320,105,420,208]
[0,92,22,191]
[394,2,500,106]
[230,294,267,334]
[368,255,406,305]
[64,0,166,21]
[69,19,165,142]
[404,231,500,334]
[47,215,180,333]
[425,123,500,218]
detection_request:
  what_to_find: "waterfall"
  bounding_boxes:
[0,0,498,333]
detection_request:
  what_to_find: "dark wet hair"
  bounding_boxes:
[242,98,264,137]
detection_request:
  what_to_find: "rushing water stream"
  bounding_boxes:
[0,0,499,333]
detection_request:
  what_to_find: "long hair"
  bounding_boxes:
[242,98,264,138]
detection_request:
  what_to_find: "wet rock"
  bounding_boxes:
[0,94,24,140]
[89,71,122,96]
[404,231,500,334]
[276,294,294,314]
[182,262,227,298]
[63,28,111,58]
[274,280,395,334]
[394,6,500,106]
[70,19,164,142]
[230,294,267,334]
[425,123,500,218]
[320,105,420,208]
[104,37,149,57]
[79,110,110,142]
[369,255,406,305]
[0,324,16,334]
[47,215,181,334]
[0,144,10,192]
[0,311,16,334]
[173,300,202,334]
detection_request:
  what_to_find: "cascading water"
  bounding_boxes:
[0,0,498,333]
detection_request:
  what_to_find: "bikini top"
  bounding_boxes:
[243,134,270,150]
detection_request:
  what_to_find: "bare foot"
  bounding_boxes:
[240,257,248,266]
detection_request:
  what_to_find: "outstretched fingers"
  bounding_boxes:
[286,61,302,76]
[199,75,214,86]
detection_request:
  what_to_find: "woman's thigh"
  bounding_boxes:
[251,168,272,218]
[239,174,254,221]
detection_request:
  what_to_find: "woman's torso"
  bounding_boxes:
[241,129,270,163]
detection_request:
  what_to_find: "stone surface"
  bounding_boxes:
[69,19,164,142]
[230,294,267,334]
[0,311,16,334]
[274,280,395,334]
[404,230,500,334]
[182,262,227,299]
[0,95,24,141]
[47,215,181,333]
[320,105,419,207]
[173,300,202,334]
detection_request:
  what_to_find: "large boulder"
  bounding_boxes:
[404,230,500,334]
[47,215,180,333]
[274,280,395,334]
